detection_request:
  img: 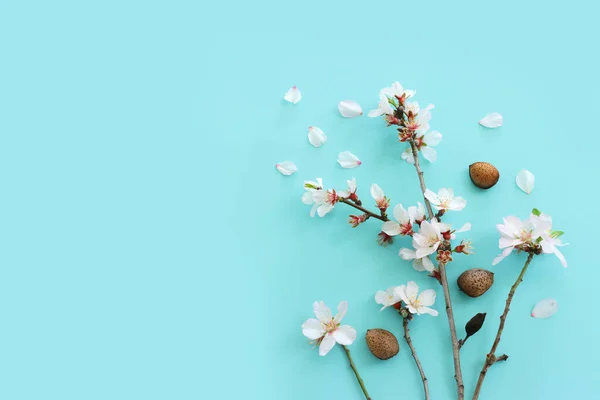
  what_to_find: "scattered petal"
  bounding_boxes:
[308,126,327,147]
[275,161,297,176]
[284,86,302,104]
[338,100,363,118]
[479,112,503,128]
[337,151,362,169]
[516,169,535,194]
[531,299,558,319]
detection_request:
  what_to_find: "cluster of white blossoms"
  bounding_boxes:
[367,81,442,164]
[374,281,438,316]
[493,210,567,267]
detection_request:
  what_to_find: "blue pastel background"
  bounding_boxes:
[1,1,598,399]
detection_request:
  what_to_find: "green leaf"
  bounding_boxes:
[551,230,564,239]
[531,208,542,216]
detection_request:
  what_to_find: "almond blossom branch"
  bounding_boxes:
[340,198,389,221]
[472,253,535,400]
[342,345,372,400]
[403,317,430,400]
[408,144,465,400]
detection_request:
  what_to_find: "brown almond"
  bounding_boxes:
[366,328,399,360]
[469,162,500,189]
[457,268,494,297]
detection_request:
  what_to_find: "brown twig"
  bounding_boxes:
[342,345,372,400]
[472,253,535,400]
[403,317,430,400]
[340,198,389,221]
[409,140,464,400]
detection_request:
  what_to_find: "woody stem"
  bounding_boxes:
[340,198,388,221]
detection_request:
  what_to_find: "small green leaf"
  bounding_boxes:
[551,230,564,239]
[532,208,542,216]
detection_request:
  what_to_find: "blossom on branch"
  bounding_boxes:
[394,281,439,316]
[412,220,443,258]
[374,287,402,310]
[302,301,357,356]
[382,204,415,236]
[401,131,443,164]
[302,178,337,218]
[424,188,467,211]
[399,247,435,272]
[370,184,390,212]
[338,178,358,201]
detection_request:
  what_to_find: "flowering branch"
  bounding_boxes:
[472,253,534,399]
[340,198,389,222]
[342,345,372,400]
[402,316,430,400]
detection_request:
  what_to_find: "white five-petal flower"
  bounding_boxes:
[401,131,443,164]
[275,161,297,176]
[301,301,357,356]
[412,220,443,258]
[308,126,327,147]
[380,81,415,101]
[338,100,363,118]
[374,287,402,310]
[399,247,435,272]
[284,86,302,104]
[337,151,362,168]
[382,204,414,236]
[424,188,467,211]
[302,178,338,218]
[394,281,438,316]
[491,214,554,265]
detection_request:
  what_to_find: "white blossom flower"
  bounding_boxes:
[491,214,552,265]
[399,247,435,272]
[409,202,426,224]
[382,204,414,236]
[275,161,297,175]
[374,287,402,310]
[301,301,357,356]
[302,178,338,217]
[416,104,435,134]
[337,151,362,168]
[401,131,443,164]
[284,86,302,104]
[308,126,327,147]
[368,94,394,117]
[412,220,443,258]
[380,81,415,101]
[394,281,438,316]
[534,214,568,267]
[370,183,390,211]
[338,100,363,118]
[338,178,357,199]
[424,188,466,211]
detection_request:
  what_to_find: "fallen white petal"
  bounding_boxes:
[531,298,558,319]
[275,161,297,176]
[337,151,362,169]
[308,126,327,147]
[479,112,503,128]
[283,86,302,104]
[338,100,363,118]
[516,169,535,194]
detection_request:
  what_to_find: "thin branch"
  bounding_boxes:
[340,198,389,221]
[472,253,535,400]
[408,139,464,400]
[342,345,372,400]
[403,317,430,400]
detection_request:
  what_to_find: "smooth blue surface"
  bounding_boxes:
[0,1,598,399]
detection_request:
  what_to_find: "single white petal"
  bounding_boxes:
[479,112,503,128]
[370,184,384,201]
[531,299,558,319]
[347,178,357,193]
[456,222,472,233]
[302,191,315,205]
[516,169,535,194]
[417,289,436,307]
[392,204,411,224]
[499,237,523,249]
[401,147,415,164]
[317,203,334,217]
[421,147,437,163]
[423,131,442,146]
[399,248,416,260]
[334,301,348,323]
[337,151,362,169]
[421,256,434,272]
[449,197,467,211]
[411,259,427,272]
[367,108,384,118]
[382,221,402,236]
[375,291,390,308]
[417,306,439,317]
[424,189,439,205]
[338,100,363,118]
[308,126,327,147]
[554,247,568,268]
[333,325,356,345]
[309,203,318,217]
[394,285,409,304]
[319,333,336,356]
[416,246,435,258]
[302,318,325,340]
[405,281,419,301]
[275,161,297,176]
[406,304,419,314]
[492,247,514,265]
[283,86,302,104]
[313,301,332,322]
